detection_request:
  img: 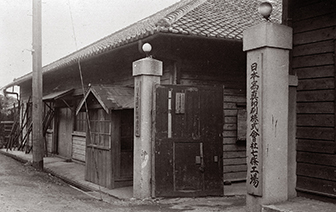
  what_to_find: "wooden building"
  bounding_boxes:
[76,85,134,188]
[2,0,282,195]
[283,0,336,203]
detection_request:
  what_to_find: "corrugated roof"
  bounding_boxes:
[9,0,282,87]
[76,85,134,114]
[42,88,74,101]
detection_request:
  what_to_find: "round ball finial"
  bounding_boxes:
[142,43,152,54]
[258,2,273,20]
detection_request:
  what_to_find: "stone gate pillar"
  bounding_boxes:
[132,52,162,199]
[243,22,292,211]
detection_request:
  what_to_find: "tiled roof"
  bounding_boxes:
[11,0,282,85]
[169,0,281,39]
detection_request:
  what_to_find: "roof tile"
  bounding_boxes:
[10,0,282,86]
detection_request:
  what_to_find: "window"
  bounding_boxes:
[88,109,111,148]
[75,111,87,132]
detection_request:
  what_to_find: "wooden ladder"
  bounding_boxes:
[10,97,55,154]
[6,121,20,151]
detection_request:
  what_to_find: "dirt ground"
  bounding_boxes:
[0,153,246,212]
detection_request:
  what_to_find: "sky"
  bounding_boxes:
[0,0,180,89]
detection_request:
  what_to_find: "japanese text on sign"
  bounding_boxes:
[135,80,141,137]
[247,58,262,197]
[249,62,260,189]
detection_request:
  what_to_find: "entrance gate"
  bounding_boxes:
[154,85,223,197]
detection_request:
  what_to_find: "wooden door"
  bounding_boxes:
[85,108,112,188]
[154,85,223,197]
[174,142,204,191]
[57,107,72,158]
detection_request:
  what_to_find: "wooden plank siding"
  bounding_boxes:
[72,132,86,162]
[223,89,247,182]
[178,60,246,90]
[85,146,113,188]
[292,0,336,199]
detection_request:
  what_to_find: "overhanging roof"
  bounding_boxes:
[76,85,134,115]
[5,0,282,88]
[42,89,74,101]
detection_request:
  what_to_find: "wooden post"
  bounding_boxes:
[32,0,43,170]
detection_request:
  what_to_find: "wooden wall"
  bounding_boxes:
[292,0,336,201]
[85,146,112,188]
[223,89,247,182]
[72,132,86,162]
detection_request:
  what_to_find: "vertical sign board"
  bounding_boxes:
[135,80,141,137]
[247,53,263,196]
[175,92,185,114]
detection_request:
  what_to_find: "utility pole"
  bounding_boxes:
[32,0,43,170]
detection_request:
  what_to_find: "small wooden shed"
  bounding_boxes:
[76,85,134,188]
